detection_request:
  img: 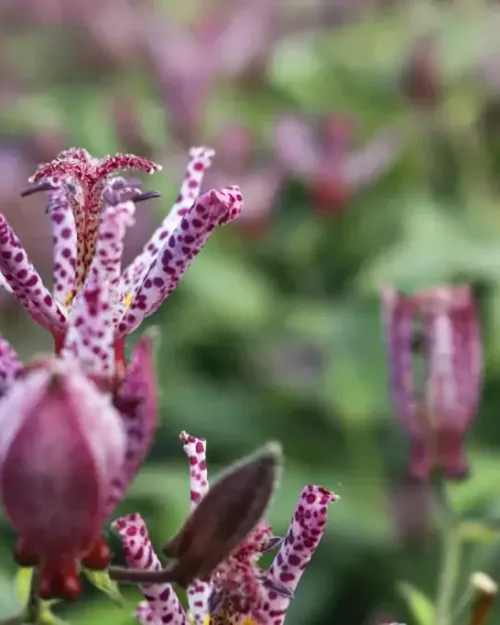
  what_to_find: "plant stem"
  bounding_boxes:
[0,567,41,625]
[24,567,40,624]
[435,479,461,625]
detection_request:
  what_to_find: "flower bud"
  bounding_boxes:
[382,285,482,481]
[0,358,125,596]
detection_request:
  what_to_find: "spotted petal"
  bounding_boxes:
[0,213,66,331]
[180,431,209,509]
[45,183,77,306]
[122,147,215,296]
[118,186,243,336]
[87,194,136,324]
[180,432,211,625]
[113,514,189,625]
[262,485,336,625]
[0,335,21,398]
[419,285,482,479]
[104,334,157,516]
[62,272,115,376]
[381,287,420,436]
[0,271,13,293]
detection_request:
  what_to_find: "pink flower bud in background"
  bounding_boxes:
[382,285,482,481]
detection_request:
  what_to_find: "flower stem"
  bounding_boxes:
[0,568,41,625]
[24,567,41,624]
[435,478,461,625]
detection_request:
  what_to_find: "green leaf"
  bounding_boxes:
[82,568,125,606]
[398,581,435,625]
[39,608,70,625]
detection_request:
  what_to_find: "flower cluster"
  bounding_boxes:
[113,432,336,625]
[0,145,243,600]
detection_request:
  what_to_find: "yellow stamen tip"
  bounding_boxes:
[64,291,76,307]
[124,293,133,308]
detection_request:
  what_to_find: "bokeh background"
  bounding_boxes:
[3,0,500,623]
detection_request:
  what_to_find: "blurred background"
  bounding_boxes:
[3,0,500,623]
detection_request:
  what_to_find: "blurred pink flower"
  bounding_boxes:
[382,285,482,481]
[147,0,282,146]
[275,114,402,215]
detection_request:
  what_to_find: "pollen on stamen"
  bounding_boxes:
[123,293,133,308]
[64,291,76,308]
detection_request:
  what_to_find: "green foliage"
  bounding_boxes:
[15,569,68,625]
[398,582,435,625]
[81,570,124,608]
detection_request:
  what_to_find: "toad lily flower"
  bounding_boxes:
[0,146,242,369]
[382,285,482,481]
[0,318,158,600]
[113,433,336,625]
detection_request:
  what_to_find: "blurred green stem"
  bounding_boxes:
[0,568,40,625]
[435,479,461,625]
[24,567,40,624]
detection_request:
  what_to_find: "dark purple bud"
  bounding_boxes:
[401,34,442,109]
[163,441,282,585]
[109,442,282,587]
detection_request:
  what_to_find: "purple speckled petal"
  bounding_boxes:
[179,431,211,625]
[0,335,21,398]
[261,485,336,625]
[90,200,135,290]
[419,285,482,479]
[45,183,77,306]
[136,601,156,625]
[113,513,189,625]
[104,334,157,517]
[0,271,13,293]
[117,186,243,337]
[122,147,215,295]
[382,287,432,479]
[87,197,136,325]
[421,286,482,431]
[457,290,482,421]
[62,272,114,376]
[0,213,67,331]
[180,431,209,509]
[381,287,420,436]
